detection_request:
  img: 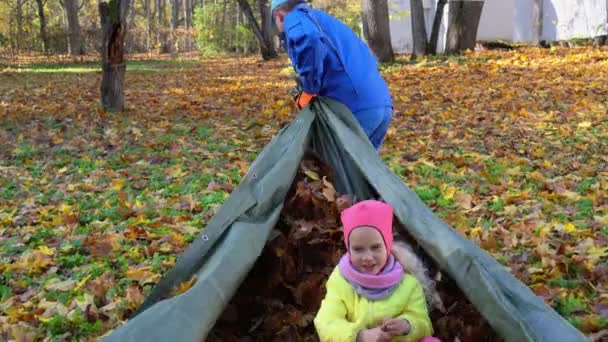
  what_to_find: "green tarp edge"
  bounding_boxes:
[103,98,587,342]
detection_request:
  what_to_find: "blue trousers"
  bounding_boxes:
[353,106,393,150]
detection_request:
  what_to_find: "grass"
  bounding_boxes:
[0,59,199,74]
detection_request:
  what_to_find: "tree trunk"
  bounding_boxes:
[258,0,274,56]
[235,4,240,53]
[146,0,152,51]
[64,0,84,55]
[35,0,50,53]
[171,0,180,53]
[532,0,543,44]
[15,0,24,52]
[157,0,170,52]
[184,0,192,51]
[361,0,394,63]
[235,0,278,60]
[220,0,227,47]
[429,0,447,54]
[445,0,484,54]
[410,0,428,59]
[99,0,130,112]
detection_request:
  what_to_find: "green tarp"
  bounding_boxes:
[103,98,587,342]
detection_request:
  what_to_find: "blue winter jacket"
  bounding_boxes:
[282,4,393,114]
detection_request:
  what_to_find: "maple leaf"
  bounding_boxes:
[170,275,197,297]
[126,266,161,285]
[125,284,145,311]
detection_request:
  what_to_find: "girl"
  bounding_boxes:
[314,200,439,342]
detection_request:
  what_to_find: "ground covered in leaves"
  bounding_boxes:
[1,47,607,340]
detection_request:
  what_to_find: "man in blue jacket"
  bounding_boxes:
[271,0,393,150]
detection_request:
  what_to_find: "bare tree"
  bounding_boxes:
[63,0,84,55]
[171,0,179,53]
[445,0,484,54]
[35,0,50,53]
[235,0,277,60]
[429,0,447,54]
[184,0,192,51]
[99,0,130,111]
[361,0,393,63]
[7,0,27,51]
[410,0,427,59]
[143,0,151,51]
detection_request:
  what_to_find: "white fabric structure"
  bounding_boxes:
[389,0,608,53]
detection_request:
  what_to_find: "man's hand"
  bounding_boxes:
[381,318,410,336]
[356,327,392,342]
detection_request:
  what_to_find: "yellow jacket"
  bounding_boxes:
[314,266,433,342]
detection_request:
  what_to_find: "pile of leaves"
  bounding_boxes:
[209,151,499,341]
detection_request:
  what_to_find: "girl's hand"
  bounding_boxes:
[381,318,410,336]
[357,327,393,342]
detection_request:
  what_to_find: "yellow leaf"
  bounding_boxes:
[577,121,592,128]
[74,274,92,291]
[304,170,320,181]
[441,185,457,200]
[111,178,125,191]
[532,148,545,158]
[171,276,197,297]
[169,164,188,178]
[561,191,581,201]
[564,223,576,233]
[37,246,55,256]
[470,227,482,238]
[126,266,161,285]
[587,246,608,264]
[594,214,608,225]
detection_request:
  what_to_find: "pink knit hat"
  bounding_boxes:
[341,200,394,252]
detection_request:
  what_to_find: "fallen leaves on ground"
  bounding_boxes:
[0,46,606,339]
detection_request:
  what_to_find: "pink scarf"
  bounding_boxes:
[338,253,404,300]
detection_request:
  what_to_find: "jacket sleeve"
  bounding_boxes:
[314,270,360,342]
[285,17,328,95]
[395,277,434,342]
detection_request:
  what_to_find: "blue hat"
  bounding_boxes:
[271,0,289,13]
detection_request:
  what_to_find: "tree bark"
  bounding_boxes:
[532,0,543,44]
[184,0,192,51]
[220,0,227,47]
[171,0,179,53]
[157,0,170,52]
[445,0,484,54]
[15,0,25,52]
[258,0,273,54]
[64,0,84,55]
[410,0,428,59]
[361,0,394,63]
[99,0,130,112]
[235,0,277,60]
[145,0,152,51]
[35,0,50,53]
[429,0,447,54]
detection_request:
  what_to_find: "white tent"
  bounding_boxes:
[389,0,608,53]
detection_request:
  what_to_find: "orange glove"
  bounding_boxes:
[295,92,316,109]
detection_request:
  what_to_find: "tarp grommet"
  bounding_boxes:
[201,235,209,241]
[296,119,302,124]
